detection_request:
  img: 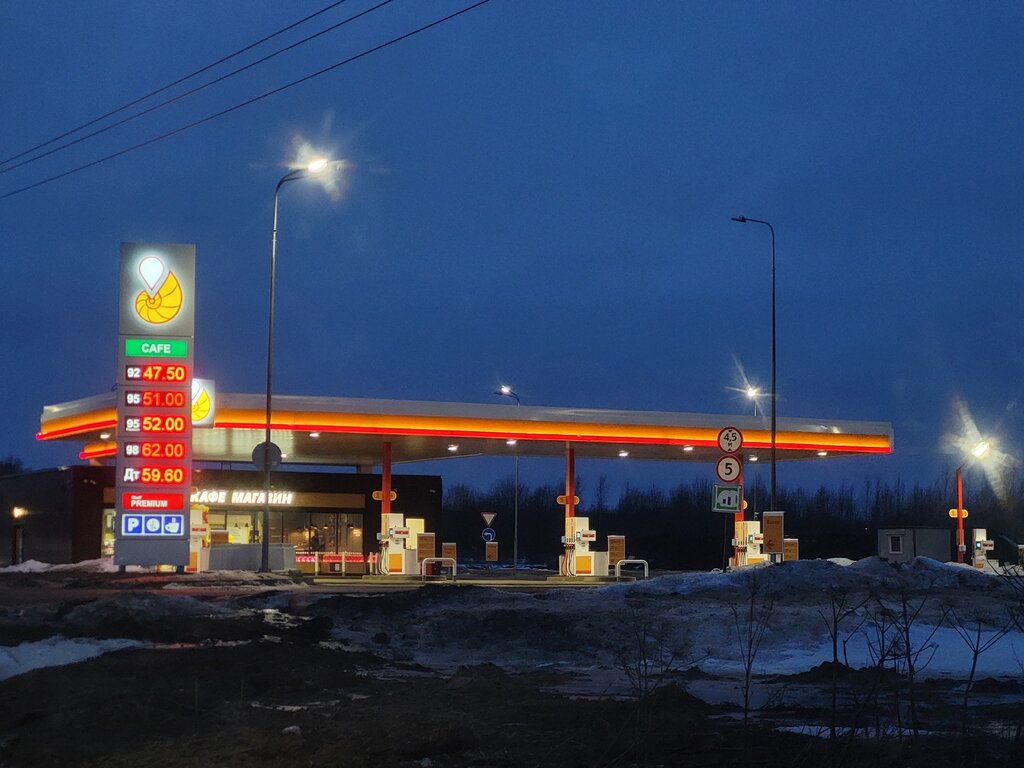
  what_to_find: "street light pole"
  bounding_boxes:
[732,216,777,513]
[495,385,520,576]
[259,159,329,573]
[954,440,990,565]
[955,466,966,564]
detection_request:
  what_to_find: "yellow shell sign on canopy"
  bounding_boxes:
[191,378,216,427]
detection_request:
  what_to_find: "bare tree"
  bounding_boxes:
[608,598,697,767]
[730,569,776,734]
[946,604,1012,737]
[874,590,944,744]
[817,585,869,743]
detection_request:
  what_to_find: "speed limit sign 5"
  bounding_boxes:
[716,455,742,483]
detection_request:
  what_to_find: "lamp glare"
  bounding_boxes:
[306,157,329,173]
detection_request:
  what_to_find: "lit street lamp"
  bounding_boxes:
[495,385,521,576]
[258,157,331,573]
[954,440,990,564]
[732,215,777,513]
[746,386,760,417]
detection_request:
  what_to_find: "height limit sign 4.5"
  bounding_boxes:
[717,426,743,454]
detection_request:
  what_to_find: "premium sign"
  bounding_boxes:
[114,243,196,567]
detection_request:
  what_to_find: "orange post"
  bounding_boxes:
[956,466,964,564]
[381,441,392,517]
[564,444,576,519]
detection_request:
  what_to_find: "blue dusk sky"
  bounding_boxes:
[1,1,1021,497]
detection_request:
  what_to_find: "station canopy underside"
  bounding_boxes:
[38,392,893,469]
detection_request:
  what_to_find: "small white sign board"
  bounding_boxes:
[712,484,742,514]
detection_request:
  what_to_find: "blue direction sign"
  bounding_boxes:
[481,528,497,542]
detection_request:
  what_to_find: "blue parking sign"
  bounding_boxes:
[122,514,143,535]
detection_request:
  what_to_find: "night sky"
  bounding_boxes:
[2,1,1021,497]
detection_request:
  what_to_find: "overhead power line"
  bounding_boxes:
[0,0,351,170]
[0,0,492,202]
[0,0,396,177]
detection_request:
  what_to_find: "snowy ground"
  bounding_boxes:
[2,555,1022,690]
[2,556,1023,766]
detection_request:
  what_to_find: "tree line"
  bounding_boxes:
[440,467,1024,570]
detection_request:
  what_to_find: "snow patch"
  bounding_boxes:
[0,636,146,681]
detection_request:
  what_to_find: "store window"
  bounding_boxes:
[283,511,363,554]
[207,511,259,544]
[888,534,903,555]
[102,509,116,557]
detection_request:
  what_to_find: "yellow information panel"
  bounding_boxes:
[485,541,498,562]
[608,535,626,564]
[783,538,799,561]
[762,512,784,554]
[441,542,457,561]
[416,533,436,563]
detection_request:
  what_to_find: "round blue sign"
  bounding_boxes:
[481,527,496,542]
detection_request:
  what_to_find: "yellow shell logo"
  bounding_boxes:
[134,255,183,324]
[191,380,211,423]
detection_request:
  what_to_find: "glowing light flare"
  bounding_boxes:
[727,354,764,414]
[946,396,1012,504]
[289,139,348,201]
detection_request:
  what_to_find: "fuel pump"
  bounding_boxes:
[560,517,607,576]
[971,528,993,569]
[376,513,417,574]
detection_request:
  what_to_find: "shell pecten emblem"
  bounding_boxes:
[134,255,183,324]
[191,379,211,423]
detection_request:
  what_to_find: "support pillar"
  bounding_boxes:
[381,441,393,518]
[956,466,965,564]
[564,444,576,519]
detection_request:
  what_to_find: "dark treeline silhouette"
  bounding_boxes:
[441,468,1024,570]
[0,455,25,476]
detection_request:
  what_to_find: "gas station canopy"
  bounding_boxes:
[38,392,893,467]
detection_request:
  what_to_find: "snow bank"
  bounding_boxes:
[0,559,52,573]
[1,557,124,574]
[602,556,1004,601]
[0,636,146,681]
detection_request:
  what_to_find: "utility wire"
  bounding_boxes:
[0,0,351,170]
[0,0,396,177]
[0,0,492,202]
